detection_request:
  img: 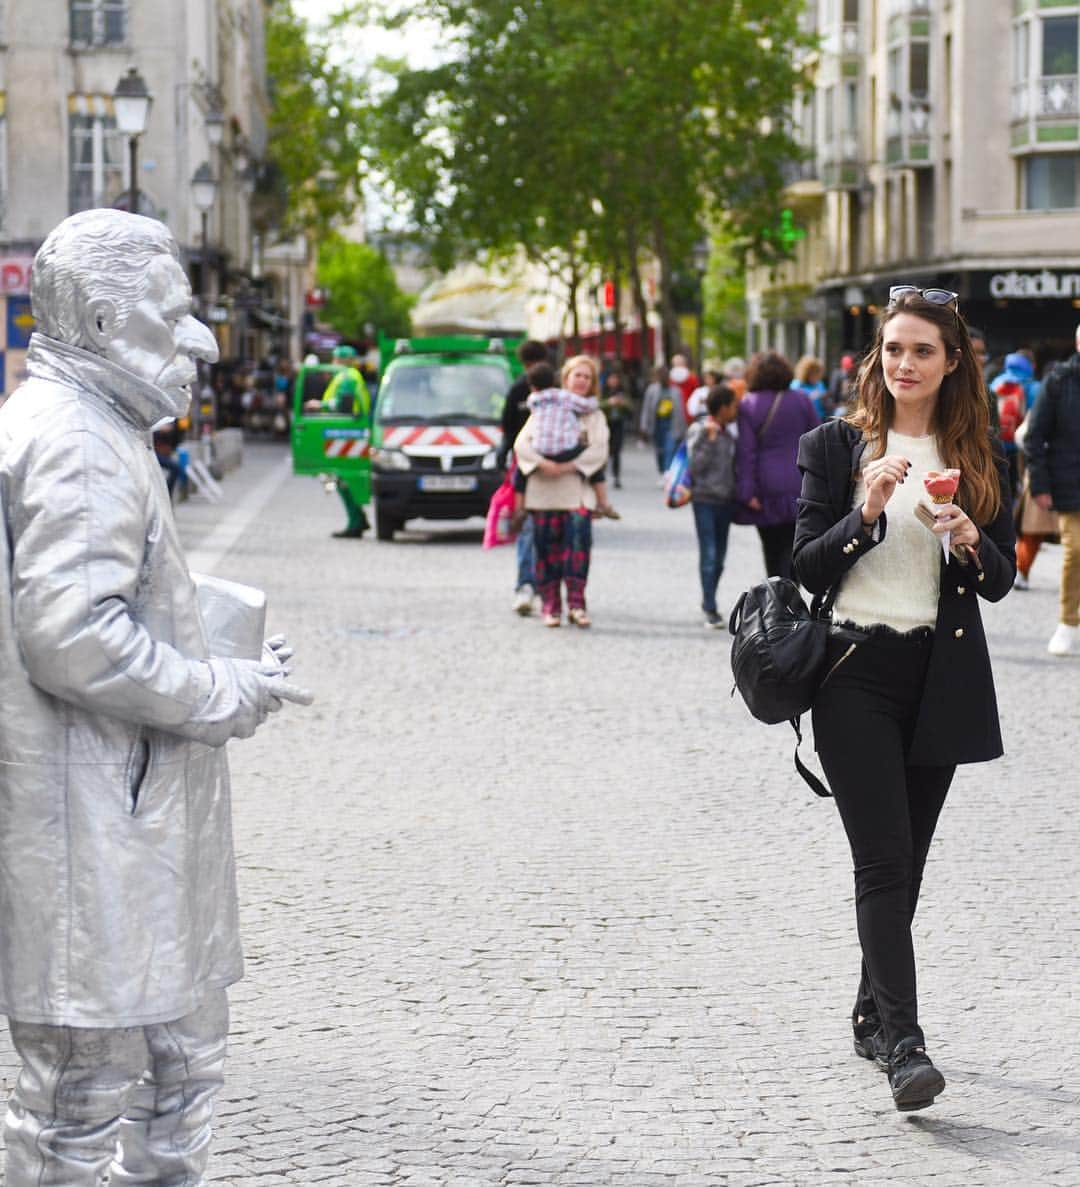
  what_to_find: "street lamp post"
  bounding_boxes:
[113,67,152,214]
[191,162,219,446]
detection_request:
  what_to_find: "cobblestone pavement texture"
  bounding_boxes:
[2,440,1078,1187]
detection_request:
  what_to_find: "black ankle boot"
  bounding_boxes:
[888,1036,946,1112]
[852,1015,889,1069]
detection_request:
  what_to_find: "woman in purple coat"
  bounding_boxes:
[736,350,821,578]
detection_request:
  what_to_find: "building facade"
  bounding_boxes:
[0,0,301,393]
[748,0,1080,374]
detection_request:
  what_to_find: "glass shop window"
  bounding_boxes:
[1042,16,1078,77]
[1025,153,1078,210]
[70,0,127,47]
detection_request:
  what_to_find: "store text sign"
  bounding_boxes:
[1,257,33,296]
[990,270,1080,299]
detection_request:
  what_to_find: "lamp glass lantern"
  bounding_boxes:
[113,67,153,137]
[205,108,225,148]
[191,162,218,213]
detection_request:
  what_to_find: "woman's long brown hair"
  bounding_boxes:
[847,292,1001,523]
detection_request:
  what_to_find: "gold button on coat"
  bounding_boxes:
[957,586,965,595]
[954,628,964,638]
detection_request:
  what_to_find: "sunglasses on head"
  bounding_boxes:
[888,285,960,310]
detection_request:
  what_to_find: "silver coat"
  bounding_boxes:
[0,333,245,1027]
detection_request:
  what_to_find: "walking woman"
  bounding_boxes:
[792,287,1015,1111]
[736,351,820,579]
[600,369,633,488]
[514,355,610,628]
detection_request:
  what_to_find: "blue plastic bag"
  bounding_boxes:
[663,440,692,508]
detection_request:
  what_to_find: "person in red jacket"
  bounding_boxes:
[669,352,699,419]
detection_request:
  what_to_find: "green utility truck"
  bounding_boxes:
[367,334,522,540]
[290,356,373,537]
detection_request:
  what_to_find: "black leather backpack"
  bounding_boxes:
[729,576,854,798]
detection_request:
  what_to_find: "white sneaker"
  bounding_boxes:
[513,586,536,616]
[1047,623,1080,656]
[1013,571,1030,590]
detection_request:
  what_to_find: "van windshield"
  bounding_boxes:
[376,362,507,424]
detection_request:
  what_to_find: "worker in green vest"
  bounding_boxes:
[324,346,372,539]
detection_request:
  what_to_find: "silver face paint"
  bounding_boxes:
[102,254,219,412]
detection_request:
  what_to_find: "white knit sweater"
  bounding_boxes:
[831,431,944,633]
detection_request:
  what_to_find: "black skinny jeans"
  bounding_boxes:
[756,522,795,579]
[609,418,625,484]
[812,630,955,1053]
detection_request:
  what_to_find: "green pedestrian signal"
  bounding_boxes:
[778,209,806,252]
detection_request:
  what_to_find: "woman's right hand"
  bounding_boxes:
[860,453,911,523]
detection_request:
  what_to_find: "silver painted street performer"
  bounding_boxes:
[0,209,312,1185]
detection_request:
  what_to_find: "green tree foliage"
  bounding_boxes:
[317,235,414,339]
[264,0,369,236]
[703,231,749,361]
[367,0,811,353]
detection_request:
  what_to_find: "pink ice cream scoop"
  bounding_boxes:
[924,469,961,504]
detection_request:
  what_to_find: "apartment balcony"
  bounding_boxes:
[1011,75,1080,149]
[781,156,824,212]
[885,100,932,167]
[820,133,864,189]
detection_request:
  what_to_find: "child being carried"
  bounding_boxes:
[512,361,619,523]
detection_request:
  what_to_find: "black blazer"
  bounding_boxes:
[792,419,1016,766]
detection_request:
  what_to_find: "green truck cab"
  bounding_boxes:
[368,335,522,540]
[290,359,373,536]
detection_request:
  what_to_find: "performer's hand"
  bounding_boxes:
[262,633,294,675]
[1035,493,1054,512]
[266,678,315,708]
[229,660,314,738]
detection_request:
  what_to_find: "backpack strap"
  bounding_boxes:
[755,391,786,442]
[791,715,832,798]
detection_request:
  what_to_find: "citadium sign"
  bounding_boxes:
[989,269,1080,299]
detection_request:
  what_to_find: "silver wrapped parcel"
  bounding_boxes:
[192,573,268,660]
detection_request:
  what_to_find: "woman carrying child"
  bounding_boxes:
[686,384,738,628]
[792,286,1015,1112]
[514,356,610,628]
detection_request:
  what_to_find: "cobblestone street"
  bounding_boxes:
[2,440,1078,1186]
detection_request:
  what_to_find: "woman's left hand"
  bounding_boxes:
[932,505,980,549]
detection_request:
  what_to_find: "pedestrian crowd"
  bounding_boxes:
[505,340,827,629]
[501,317,1079,657]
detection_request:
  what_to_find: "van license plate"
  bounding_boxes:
[418,475,478,492]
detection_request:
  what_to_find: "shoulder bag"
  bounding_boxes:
[728,578,857,797]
